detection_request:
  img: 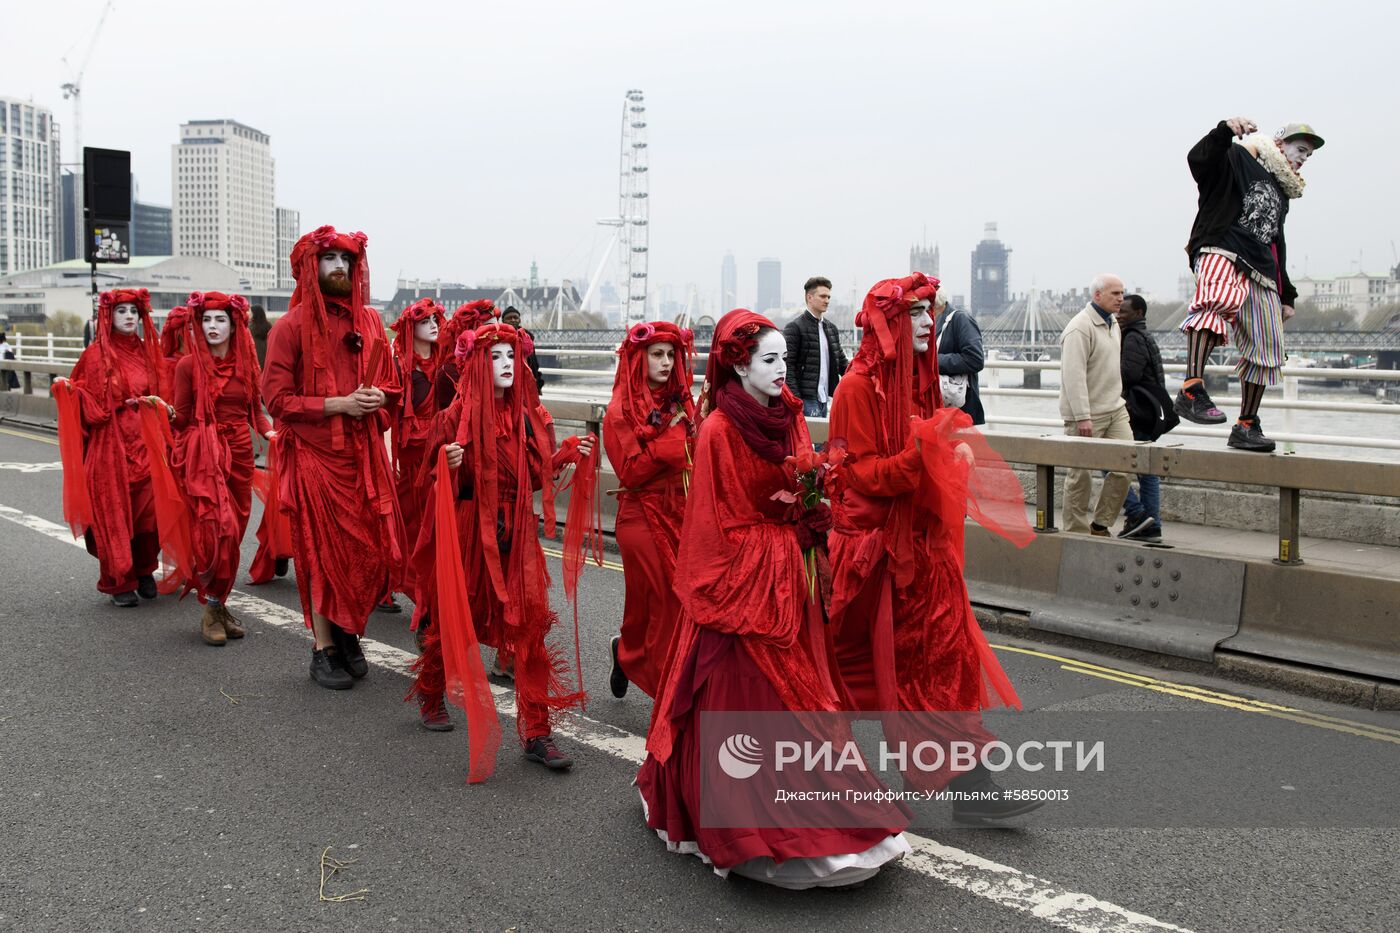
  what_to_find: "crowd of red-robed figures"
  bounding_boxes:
[54,225,1040,889]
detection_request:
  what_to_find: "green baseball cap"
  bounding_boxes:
[1275,123,1325,149]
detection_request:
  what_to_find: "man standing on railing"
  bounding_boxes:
[1175,117,1324,453]
[1058,274,1132,536]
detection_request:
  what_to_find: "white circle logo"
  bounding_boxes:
[717,733,763,780]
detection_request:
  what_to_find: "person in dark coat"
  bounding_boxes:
[501,306,545,391]
[1,333,19,390]
[782,276,848,418]
[1117,294,1176,542]
[934,294,985,425]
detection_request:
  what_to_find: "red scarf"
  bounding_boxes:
[715,378,795,463]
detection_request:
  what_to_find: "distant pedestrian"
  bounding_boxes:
[1,333,18,390]
[934,293,985,424]
[1058,274,1132,536]
[782,276,848,419]
[1117,294,1178,542]
[501,306,545,390]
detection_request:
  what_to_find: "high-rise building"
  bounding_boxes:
[275,206,300,290]
[910,242,940,277]
[756,258,781,315]
[0,98,62,275]
[172,119,276,289]
[720,251,737,312]
[59,172,82,261]
[132,201,172,256]
[969,222,1011,314]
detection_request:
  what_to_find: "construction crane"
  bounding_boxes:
[60,0,116,167]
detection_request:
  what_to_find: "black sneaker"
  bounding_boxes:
[523,735,574,770]
[136,575,158,599]
[1122,519,1163,543]
[1118,514,1155,539]
[1173,383,1227,425]
[1228,417,1276,453]
[376,594,402,614]
[331,626,369,679]
[949,767,1046,822]
[274,557,290,577]
[310,648,354,690]
[609,635,629,699]
[111,590,139,608]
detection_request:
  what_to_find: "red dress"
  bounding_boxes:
[66,334,161,594]
[637,409,908,884]
[172,354,271,601]
[392,359,438,600]
[602,387,690,698]
[260,298,403,633]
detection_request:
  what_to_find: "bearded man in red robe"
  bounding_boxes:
[261,226,404,690]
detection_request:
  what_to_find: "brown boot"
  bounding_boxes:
[201,604,227,646]
[216,604,246,639]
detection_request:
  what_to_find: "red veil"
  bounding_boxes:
[388,297,446,452]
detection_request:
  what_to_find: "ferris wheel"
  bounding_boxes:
[619,89,649,325]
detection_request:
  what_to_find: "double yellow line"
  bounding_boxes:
[0,425,58,446]
[994,643,1400,746]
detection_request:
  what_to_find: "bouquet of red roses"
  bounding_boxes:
[772,442,848,602]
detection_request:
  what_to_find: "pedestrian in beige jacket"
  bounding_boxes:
[1058,274,1132,535]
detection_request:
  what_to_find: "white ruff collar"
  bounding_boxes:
[1238,133,1305,199]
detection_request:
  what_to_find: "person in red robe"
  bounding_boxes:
[261,225,404,690]
[433,300,497,409]
[602,321,696,699]
[170,291,274,645]
[381,297,446,612]
[406,321,591,768]
[53,288,169,607]
[159,305,191,397]
[827,272,1041,821]
[637,309,910,889]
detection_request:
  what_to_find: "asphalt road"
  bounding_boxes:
[1,424,1397,933]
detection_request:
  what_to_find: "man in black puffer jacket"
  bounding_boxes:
[1117,294,1176,542]
[783,276,849,418]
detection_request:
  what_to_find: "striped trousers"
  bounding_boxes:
[1180,251,1286,386]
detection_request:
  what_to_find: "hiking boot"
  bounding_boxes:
[274,557,290,577]
[111,590,139,608]
[376,594,403,614]
[216,605,246,639]
[1173,382,1227,425]
[201,604,228,646]
[1090,523,1111,538]
[310,648,354,690]
[609,635,629,699]
[331,627,369,679]
[136,575,159,600]
[1228,417,1276,453]
[523,735,574,770]
[1119,513,1156,539]
[419,694,455,732]
[949,767,1046,822]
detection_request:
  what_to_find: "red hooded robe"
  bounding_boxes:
[388,297,446,600]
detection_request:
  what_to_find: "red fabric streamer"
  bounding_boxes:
[52,379,93,537]
[558,432,601,703]
[432,446,503,783]
[248,434,293,584]
[136,402,196,597]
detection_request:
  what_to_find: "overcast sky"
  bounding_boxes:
[8,0,1397,310]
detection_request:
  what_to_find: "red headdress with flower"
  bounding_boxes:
[94,287,165,404]
[160,306,191,360]
[287,225,372,399]
[183,291,261,427]
[849,272,943,456]
[610,320,697,441]
[696,308,803,419]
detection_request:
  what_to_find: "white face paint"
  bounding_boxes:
[202,310,231,349]
[112,302,140,335]
[910,300,933,353]
[735,329,787,402]
[491,344,515,393]
[414,317,439,343]
[1280,139,1315,171]
[646,343,676,389]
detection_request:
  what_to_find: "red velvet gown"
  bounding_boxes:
[827,372,1003,790]
[393,361,437,601]
[637,410,908,885]
[171,355,271,601]
[260,298,403,633]
[68,334,161,594]
[410,397,581,740]
[602,388,689,698]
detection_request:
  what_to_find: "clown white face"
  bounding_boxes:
[112,302,139,335]
[1279,138,1315,171]
[735,329,787,403]
[910,300,934,353]
[491,344,515,395]
[414,317,439,344]
[202,310,232,351]
[646,342,676,389]
[318,250,353,297]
